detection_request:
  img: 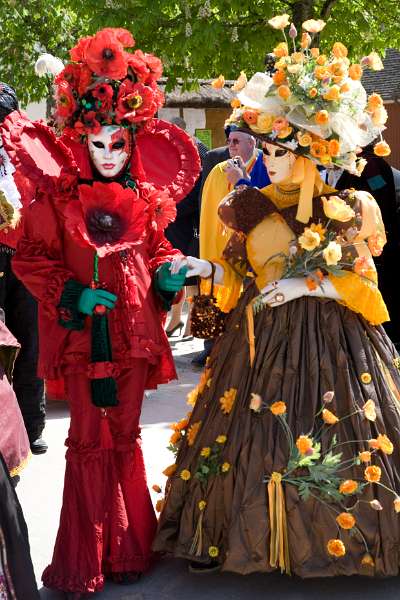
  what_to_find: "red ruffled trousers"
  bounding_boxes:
[42,359,157,594]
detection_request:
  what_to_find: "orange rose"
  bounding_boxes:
[367,92,383,111]
[364,465,381,483]
[230,98,241,108]
[322,408,339,425]
[328,139,341,157]
[348,64,363,80]
[332,42,348,58]
[277,85,291,100]
[339,479,358,494]
[270,401,287,415]
[314,65,330,79]
[274,42,289,58]
[297,132,313,147]
[311,141,328,159]
[309,87,318,98]
[291,52,304,64]
[310,47,320,58]
[301,32,312,49]
[374,141,391,157]
[323,86,341,102]
[336,512,356,529]
[316,54,327,65]
[315,110,329,125]
[243,110,259,125]
[359,451,372,463]
[296,435,313,455]
[327,539,346,557]
[273,70,287,86]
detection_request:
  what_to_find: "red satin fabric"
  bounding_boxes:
[42,360,157,594]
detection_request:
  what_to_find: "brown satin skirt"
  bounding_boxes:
[153,283,400,577]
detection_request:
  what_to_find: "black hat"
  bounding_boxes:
[0,82,19,124]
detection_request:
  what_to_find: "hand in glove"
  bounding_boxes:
[156,262,188,292]
[260,277,340,308]
[78,288,117,316]
[169,256,225,283]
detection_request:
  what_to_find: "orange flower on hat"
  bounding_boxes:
[340,82,351,93]
[243,110,259,126]
[367,93,384,111]
[309,87,318,98]
[332,42,348,58]
[328,139,341,157]
[315,110,330,125]
[364,465,381,483]
[327,539,346,557]
[322,408,339,425]
[232,71,247,92]
[277,85,291,100]
[323,86,341,102]
[372,106,388,126]
[273,70,287,86]
[230,98,241,108]
[274,42,289,58]
[302,19,326,33]
[314,65,330,79]
[336,512,356,530]
[339,479,358,494]
[374,141,391,157]
[297,132,313,147]
[349,64,363,80]
[296,435,313,455]
[368,233,385,256]
[270,401,287,415]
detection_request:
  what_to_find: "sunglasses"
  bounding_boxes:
[227,138,241,145]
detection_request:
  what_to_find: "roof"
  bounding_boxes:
[161,49,400,108]
[362,48,400,102]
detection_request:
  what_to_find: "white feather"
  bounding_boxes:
[35,53,64,77]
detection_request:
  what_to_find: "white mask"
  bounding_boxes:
[88,125,131,178]
[262,142,297,184]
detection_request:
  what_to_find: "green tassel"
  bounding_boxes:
[90,313,119,407]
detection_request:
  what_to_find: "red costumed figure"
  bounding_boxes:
[7,28,200,598]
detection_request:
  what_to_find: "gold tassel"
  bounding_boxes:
[246,301,256,367]
[189,511,204,557]
[291,157,318,224]
[267,472,291,575]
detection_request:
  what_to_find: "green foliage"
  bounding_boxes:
[1,0,400,106]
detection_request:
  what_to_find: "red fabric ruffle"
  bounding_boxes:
[87,361,120,379]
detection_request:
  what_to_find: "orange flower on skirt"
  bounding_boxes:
[327,539,346,557]
[187,421,201,446]
[270,401,287,415]
[364,465,381,483]
[322,408,339,425]
[339,479,358,494]
[336,512,356,530]
[296,435,313,455]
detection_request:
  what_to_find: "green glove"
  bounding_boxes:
[156,262,188,292]
[77,288,117,316]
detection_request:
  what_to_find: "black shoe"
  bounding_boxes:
[166,321,184,337]
[191,349,209,368]
[188,560,221,574]
[111,571,141,585]
[30,437,48,455]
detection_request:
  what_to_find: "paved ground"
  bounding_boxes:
[16,334,400,599]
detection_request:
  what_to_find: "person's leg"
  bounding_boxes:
[105,361,157,577]
[5,267,45,450]
[165,290,185,336]
[182,284,197,337]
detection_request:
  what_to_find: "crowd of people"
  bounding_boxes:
[1,15,400,600]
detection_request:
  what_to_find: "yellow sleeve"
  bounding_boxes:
[329,271,389,326]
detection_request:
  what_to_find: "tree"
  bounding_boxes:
[1,0,400,106]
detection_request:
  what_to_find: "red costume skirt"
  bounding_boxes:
[42,360,157,594]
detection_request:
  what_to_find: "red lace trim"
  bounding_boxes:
[42,566,104,593]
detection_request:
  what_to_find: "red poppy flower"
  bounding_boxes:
[80,111,102,135]
[115,80,158,124]
[55,64,81,91]
[55,80,77,119]
[92,83,114,113]
[143,183,176,230]
[85,29,128,80]
[78,65,93,96]
[143,52,163,82]
[101,27,135,48]
[70,36,91,62]
[126,50,150,82]
[65,181,148,257]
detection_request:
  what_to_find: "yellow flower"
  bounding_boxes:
[361,553,375,567]
[299,227,321,251]
[277,126,293,139]
[221,462,231,472]
[232,71,247,92]
[364,465,381,483]
[372,106,388,126]
[187,388,199,406]
[374,141,391,157]
[316,54,327,65]
[250,393,263,412]
[163,464,177,477]
[216,435,227,444]
[297,132,313,146]
[208,546,219,558]
[339,479,358,495]
[349,64,363,80]
[314,66,330,80]
[274,42,289,58]
[187,421,201,446]
[323,241,342,266]
[268,14,290,29]
[302,19,326,33]
[230,98,241,108]
[336,512,356,530]
[296,435,313,455]
[180,469,191,481]
[322,408,339,425]
[198,500,207,511]
[200,447,211,458]
[270,401,287,415]
[359,451,372,463]
[322,196,355,222]
[368,438,380,449]
[327,539,346,557]
[332,42,348,58]
[211,75,225,89]
[255,113,274,133]
[155,499,165,512]
[393,497,400,513]
[310,222,326,241]
[376,433,394,455]
[152,484,162,493]
[360,372,372,384]
[323,85,341,102]
[315,110,330,125]
[277,85,291,100]
[363,399,376,421]
[176,416,190,431]
[220,388,237,414]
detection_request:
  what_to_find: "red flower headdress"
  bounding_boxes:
[53,28,164,141]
